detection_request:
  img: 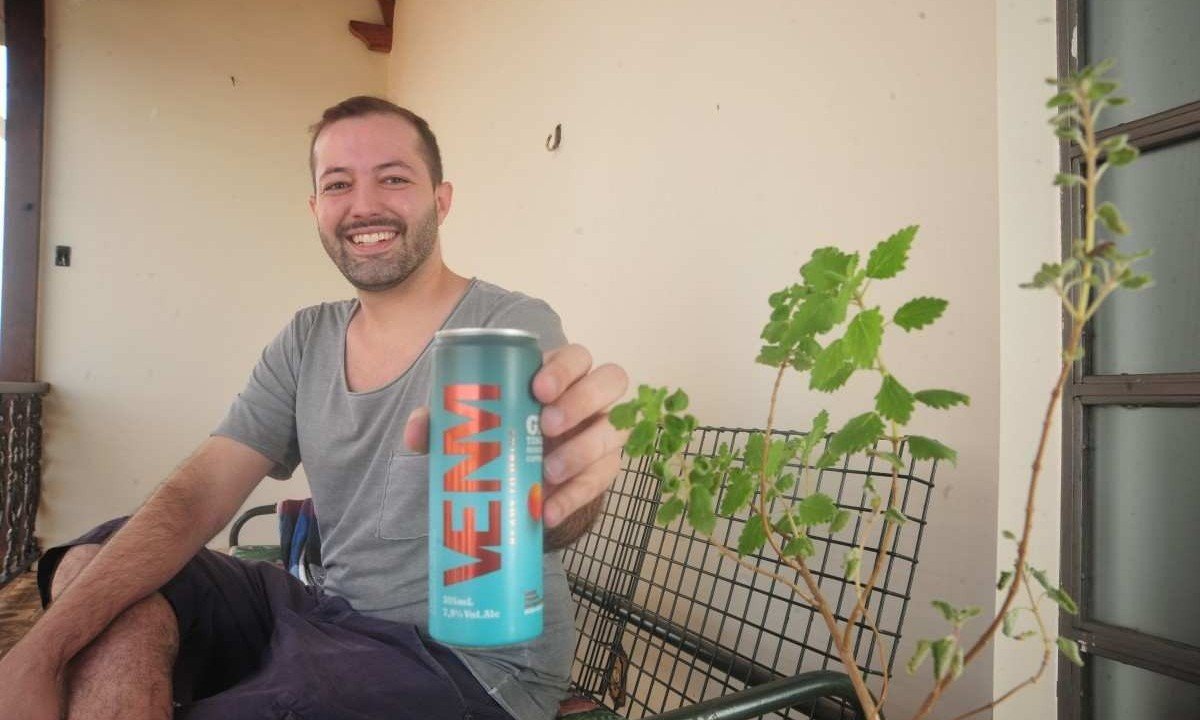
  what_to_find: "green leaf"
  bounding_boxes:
[1096,202,1129,235]
[914,389,970,409]
[738,515,769,555]
[907,435,958,465]
[1100,134,1129,153]
[664,414,687,436]
[1107,145,1139,167]
[876,375,916,425]
[1021,262,1064,289]
[1002,530,1016,540]
[884,507,908,525]
[810,340,855,392]
[1120,274,1152,290]
[1054,173,1085,186]
[843,547,861,578]
[932,600,956,622]
[1002,608,1021,638]
[775,472,796,493]
[664,389,690,413]
[656,497,685,525]
[868,449,905,471]
[907,640,932,675]
[931,637,957,681]
[1055,125,1084,143]
[787,295,839,340]
[609,401,639,430]
[782,534,814,558]
[1050,587,1080,615]
[894,297,948,332]
[997,571,1013,591]
[830,509,852,533]
[1046,91,1074,108]
[627,420,658,456]
[844,309,884,368]
[720,469,756,516]
[800,247,857,293]
[688,485,717,535]
[796,493,838,525]
[1029,567,1054,594]
[866,225,918,279]
[1106,96,1128,107]
[1057,637,1085,667]
[756,345,789,367]
[828,412,885,461]
[1088,80,1118,100]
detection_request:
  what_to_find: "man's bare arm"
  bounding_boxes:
[544,493,605,552]
[12,436,273,671]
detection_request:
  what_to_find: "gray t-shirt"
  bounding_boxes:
[213,278,574,720]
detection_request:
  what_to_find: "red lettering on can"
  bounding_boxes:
[442,385,502,493]
[441,383,504,586]
[442,501,502,585]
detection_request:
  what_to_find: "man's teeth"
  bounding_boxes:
[350,231,395,245]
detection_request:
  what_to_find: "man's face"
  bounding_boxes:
[309,114,452,292]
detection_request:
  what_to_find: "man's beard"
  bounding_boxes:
[320,206,439,292]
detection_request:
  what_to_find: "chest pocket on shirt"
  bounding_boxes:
[376,452,429,541]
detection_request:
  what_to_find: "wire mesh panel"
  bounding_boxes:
[0,389,48,587]
[561,425,938,719]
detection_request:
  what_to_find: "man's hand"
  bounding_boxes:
[404,344,629,529]
[0,639,65,720]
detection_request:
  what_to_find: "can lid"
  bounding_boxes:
[434,328,539,341]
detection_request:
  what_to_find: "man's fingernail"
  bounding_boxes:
[544,503,561,527]
[540,375,559,399]
[542,407,563,434]
[544,456,564,481]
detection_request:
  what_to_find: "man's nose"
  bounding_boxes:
[348,181,384,217]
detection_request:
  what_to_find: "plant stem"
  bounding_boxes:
[948,567,1054,720]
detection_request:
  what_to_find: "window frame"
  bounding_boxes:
[1057,0,1200,717]
[0,0,45,382]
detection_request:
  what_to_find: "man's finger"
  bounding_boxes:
[543,452,620,528]
[540,362,628,437]
[404,406,430,453]
[543,413,629,486]
[533,344,593,404]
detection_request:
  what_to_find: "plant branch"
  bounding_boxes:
[947,567,1054,720]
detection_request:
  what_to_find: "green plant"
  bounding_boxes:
[608,60,1148,720]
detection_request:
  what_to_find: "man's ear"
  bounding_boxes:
[308,194,317,216]
[435,182,454,225]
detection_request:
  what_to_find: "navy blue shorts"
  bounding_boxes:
[37,517,514,720]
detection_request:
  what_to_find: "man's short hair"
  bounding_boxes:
[308,97,443,188]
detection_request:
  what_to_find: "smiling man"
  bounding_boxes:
[0,97,628,720]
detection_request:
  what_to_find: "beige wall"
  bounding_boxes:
[37,0,387,547]
[389,1,1001,716]
[995,0,1063,718]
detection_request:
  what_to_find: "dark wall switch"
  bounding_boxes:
[55,246,71,267]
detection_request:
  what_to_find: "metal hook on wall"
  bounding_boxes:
[545,123,562,151]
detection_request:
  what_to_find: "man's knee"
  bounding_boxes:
[51,543,103,600]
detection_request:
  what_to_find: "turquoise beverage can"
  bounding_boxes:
[428,328,545,647]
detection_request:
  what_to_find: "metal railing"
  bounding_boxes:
[0,382,50,586]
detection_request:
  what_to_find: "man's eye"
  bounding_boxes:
[382,176,411,185]
[322,181,349,193]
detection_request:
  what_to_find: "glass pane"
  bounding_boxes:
[1089,406,1200,646]
[1091,656,1200,720]
[1090,138,1200,375]
[1085,0,1200,128]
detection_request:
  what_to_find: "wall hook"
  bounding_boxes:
[545,123,562,151]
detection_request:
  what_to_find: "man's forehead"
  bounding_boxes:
[313,115,425,171]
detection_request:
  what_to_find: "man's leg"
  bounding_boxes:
[49,543,178,720]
